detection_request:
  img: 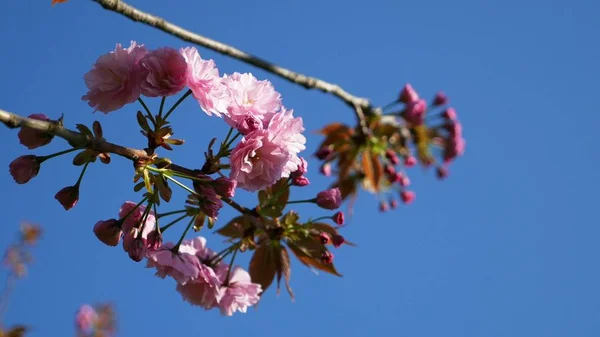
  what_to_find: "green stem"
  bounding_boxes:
[158,96,166,119]
[159,214,188,232]
[39,147,79,163]
[287,198,317,205]
[223,247,239,286]
[163,174,198,196]
[381,100,400,111]
[172,215,196,252]
[138,98,152,116]
[153,203,160,233]
[222,127,234,148]
[120,195,150,223]
[163,89,192,121]
[224,132,241,150]
[74,162,89,188]
[158,209,188,219]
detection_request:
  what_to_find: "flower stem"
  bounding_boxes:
[163,89,192,121]
[39,147,79,162]
[223,247,239,286]
[381,100,399,111]
[172,214,196,252]
[74,162,89,188]
[157,209,188,219]
[163,174,198,196]
[158,96,166,119]
[138,98,152,116]
[120,195,150,223]
[153,203,160,233]
[287,198,317,205]
[159,214,188,233]
[224,132,241,150]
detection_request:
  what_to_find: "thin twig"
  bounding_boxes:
[91,0,373,125]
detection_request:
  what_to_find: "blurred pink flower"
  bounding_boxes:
[433,91,448,106]
[75,304,97,333]
[229,129,290,192]
[217,266,262,316]
[139,47,188,97]
[400,191,416,204]
[181,47,229,116]
[9,155,40,184]
[399,83,419,103]
[82,41,147,113]
[18,114,54,149]
[402,98,427,125]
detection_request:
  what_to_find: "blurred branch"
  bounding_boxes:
[90,0,374,136]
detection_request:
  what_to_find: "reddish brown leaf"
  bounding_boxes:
[249,241,277,292]
[93,120,103,139]
[276,247,294,299]
[258,178,289,217]
[216,215,254,238]
[310,223,339,236]
[51,0,69,5]
[287,238,342,277]
[361,148,383,192]
[98,152,111,164]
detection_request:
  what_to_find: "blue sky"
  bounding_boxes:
[1,0,599,336]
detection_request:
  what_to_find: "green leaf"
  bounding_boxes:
[282,211,299,227]
[72,150,94,166]
[258,178,290,218]
[136,110,151,132]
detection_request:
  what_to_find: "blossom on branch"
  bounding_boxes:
[139,47,188,97]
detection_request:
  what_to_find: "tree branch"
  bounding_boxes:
[0,108,253,216]
[91,0,373,132]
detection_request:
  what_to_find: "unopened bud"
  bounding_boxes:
[315,147,333,160]
[93,219,122,247]
[433,92,448,106]
[332,234,345,248]
[404,156,417,167]
[321,250,334,264]
[55,185,79,211]
[320,163,332,177]
[399,83,419,103]
[316,188,342,210]
[319,232,331,244]
[400,191,416,204]
[385,149,400,165]
[333,211,344,225]
[436,166,449,180]
[292,175,310,186]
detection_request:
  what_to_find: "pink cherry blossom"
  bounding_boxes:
[118,201,156,239]
[145,241,200,285]
[229,129,290,192]
[139,47,188,97]
[402,99,427,125]
[181,47,229,116]
[399,83,419,103]
[217,266,262,316]
[9,155,41,184]
[223,72,281,129]
[75,305,98,332]
[267,108,306,177]
[18,114,54,149]
[82,41,147,113]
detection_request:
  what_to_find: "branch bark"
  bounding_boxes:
[91,0,373,134]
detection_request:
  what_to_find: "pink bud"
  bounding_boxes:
[9,155,41,184]
[316,188,342,210]
[315,147,333,160]
[319,232,331,244]
[147,231,163,250]
[442,107,457,120]
[433,92,448,106]
[321,250,334,264]
[400,191,415,204]
[320,163,332,177]
[390,199,398,209]
[436,166,449,179]
[18,114,54,149]
[385,149,400,165]
[379,201,389,212]
[399,83,419,103]
[212,177,237,198]
[333,211,344,225]
[384,164,396,177]
[55,185,79,211]
[402,99,427,125]
[128,237,146,262]
[195,185,223,218]
[93,219,122,247]
[292,175,310,186]
[404,156,417,167]
[291,157,308,178]
[122,228,138,252]
[237,115,262,135]
[332,234,345,248]
[399,176,411,187]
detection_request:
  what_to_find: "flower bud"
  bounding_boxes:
[291,157,308,178]
[128,238,147,262]
[385,149,400,165]
[436,166,449,180]
[442,107,457,120]
[402,99,427,125]
[18,114,54,149]
[93,219,122,247]
[122,228,138,252]
[238,115,262,135]
[316,188,342,210]
[399,83,419,103]
[292,176,310,187]
[55,185,79,211]
[333,211,344,225]
[212,177,237,198]
[384,164,396,178]
[196,185,223,218]
[9,155,41,184]
[321,250,334,264]
[332,234,345,248]
[320,163,332,177]
[314,147,333,160]
[379,201,389,212]
[399,175,410,187]
[433,92,448,106]
[390,199,398,209]
[147,231,163,250]
[404,156,417,167]
[318,232,331,244]
[400,191,416,204]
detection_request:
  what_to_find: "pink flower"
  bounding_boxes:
[404,156,417,167]
[18,114,54,149]
[333,211,344,225]
[93,219,122,247]
[139,47,188,97]
[223,72,281,127]
[390,199,399,209]
[146,241,200,284]
[229,129,290,192]
[55,185,79,211]
[217,267,262,316]
[442,107,457,120]
[433,91,448,106]
[181,47,228,116]
[82,41,147,113]
[320,163,332,177]
[316,188,342,210]
[319,232,331,244]
[400,191,416,204]
[9,155,41,184]
[118,201,156,240]
[266,108,306,177]
[292,175,310,186]
[402,99,427,125]
[212,177,237,198]
[399,83,419,103]
[75,305,97,332]
[379,201,389,212]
